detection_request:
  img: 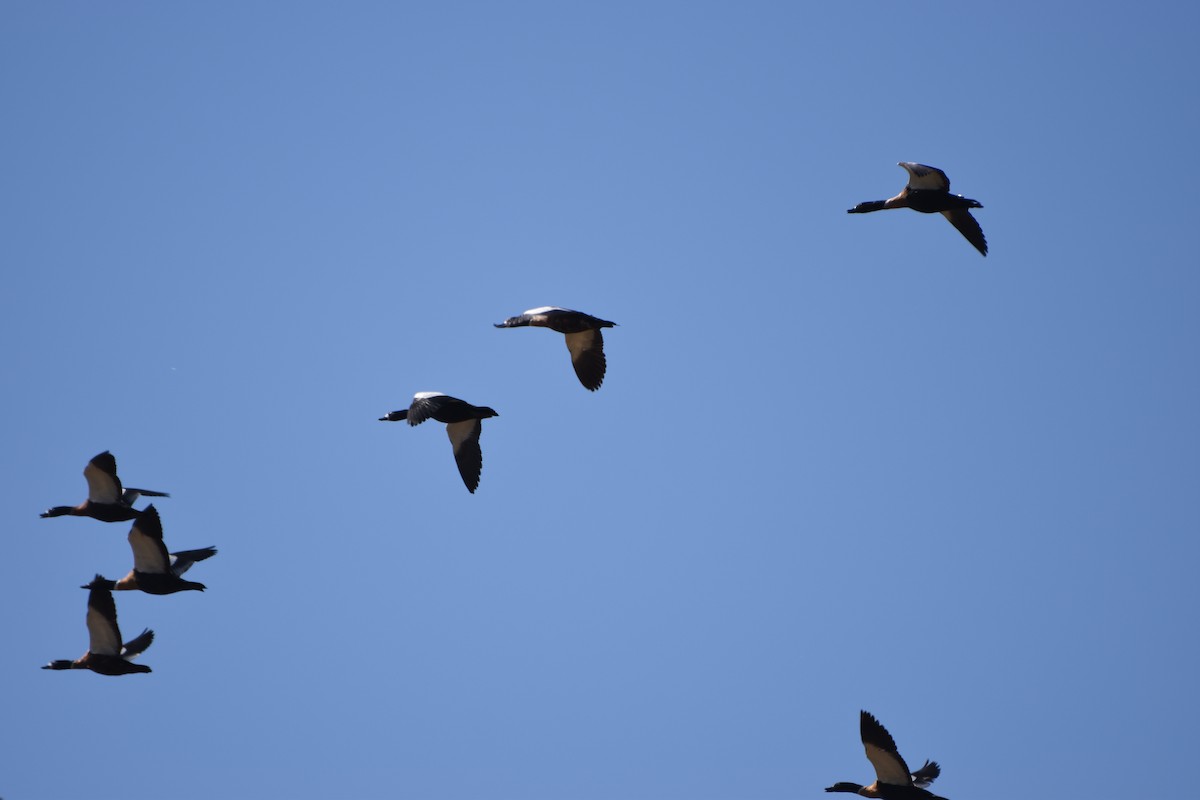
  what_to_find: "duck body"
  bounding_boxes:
[826,782,946,800]
[115,571,205,595]
[826,711,947,800]
[847,162,987,256]
[41,500,143,523]
[379,392,499,493]
[44,650,153,676]
[44,577,153,675]
[40,451,168,522]
[496,306,616,335]
[495,306,617,391]
[894,189,982,216]
[381,392,500,426]
[90,506,213,594]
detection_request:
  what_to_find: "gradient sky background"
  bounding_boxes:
[3,3,1198,799]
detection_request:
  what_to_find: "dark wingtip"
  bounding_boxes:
[82,574,114,590]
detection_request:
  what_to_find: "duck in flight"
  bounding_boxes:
[87,505,215,594]
[379,392,499,493]
[826,710,947,799]
[40,451,169,522]
[848,162,987,256]
[43,577,153,675]
[495,307,617,391]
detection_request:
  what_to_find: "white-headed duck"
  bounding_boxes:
[43,577,153,676]
[87,505,214,595]
[848,162,987,256]
[379,392,499,493]
[495,307,617,391]
[826,710,946,799]
[40,451,169,522]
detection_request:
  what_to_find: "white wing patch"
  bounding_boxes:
[413,391,446,400]
[128,524,170,574]
[86,606,122,656]
[523,306,567,315]
[564,329,597,360]
[899,162,950,192]
[83,460,122,504]
[445,419,479,452]
[864,741,912,786]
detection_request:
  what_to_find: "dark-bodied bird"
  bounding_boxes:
[43,577,153,675]
[848,162,987,256]
[494,306,617,391]
[86,505,214,595]
[379,392,499,493]
[40,451,169,522]
[826,710,946,799]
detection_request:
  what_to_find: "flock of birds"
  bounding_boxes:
[375,164,986,498]
[36,163,984,798]
[40,452,216,675]
[378,306,618,493]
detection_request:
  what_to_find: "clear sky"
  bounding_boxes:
[3,3,1198,799]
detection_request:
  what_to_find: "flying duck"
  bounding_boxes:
[87,505,214,594]
[847,162,987,256]
[379,392,499,493]
[494,307,617,391]
[43,577,153,675]
[826,710,947,799]
[40,451,169,522]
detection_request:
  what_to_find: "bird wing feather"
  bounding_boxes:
[941,209,988,256]
[84,452,123,504]
[128,507,172,574]
[910,760,941,788]
[900,162,950,191]
[85,587,123,656]
[861,711,913,786]
[565,329,607,391]
[408,393,451,426]
[121,628,155,659]
[446,419,484,493]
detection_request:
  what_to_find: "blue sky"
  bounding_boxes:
[2,3,1198,798]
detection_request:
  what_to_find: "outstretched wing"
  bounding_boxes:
[861,710,913,787]
[84,452,123,505]
[128,505,172,574]
[407,392,452,426]
[170,547,218,577]
[910,759,941,788]
[121,628,155,659]
[446,419,484,493]
[565,329,607,391]
[85,582,123,657]
[900,162,950,192]
[123,487,170,505]
[941,209,988,256]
